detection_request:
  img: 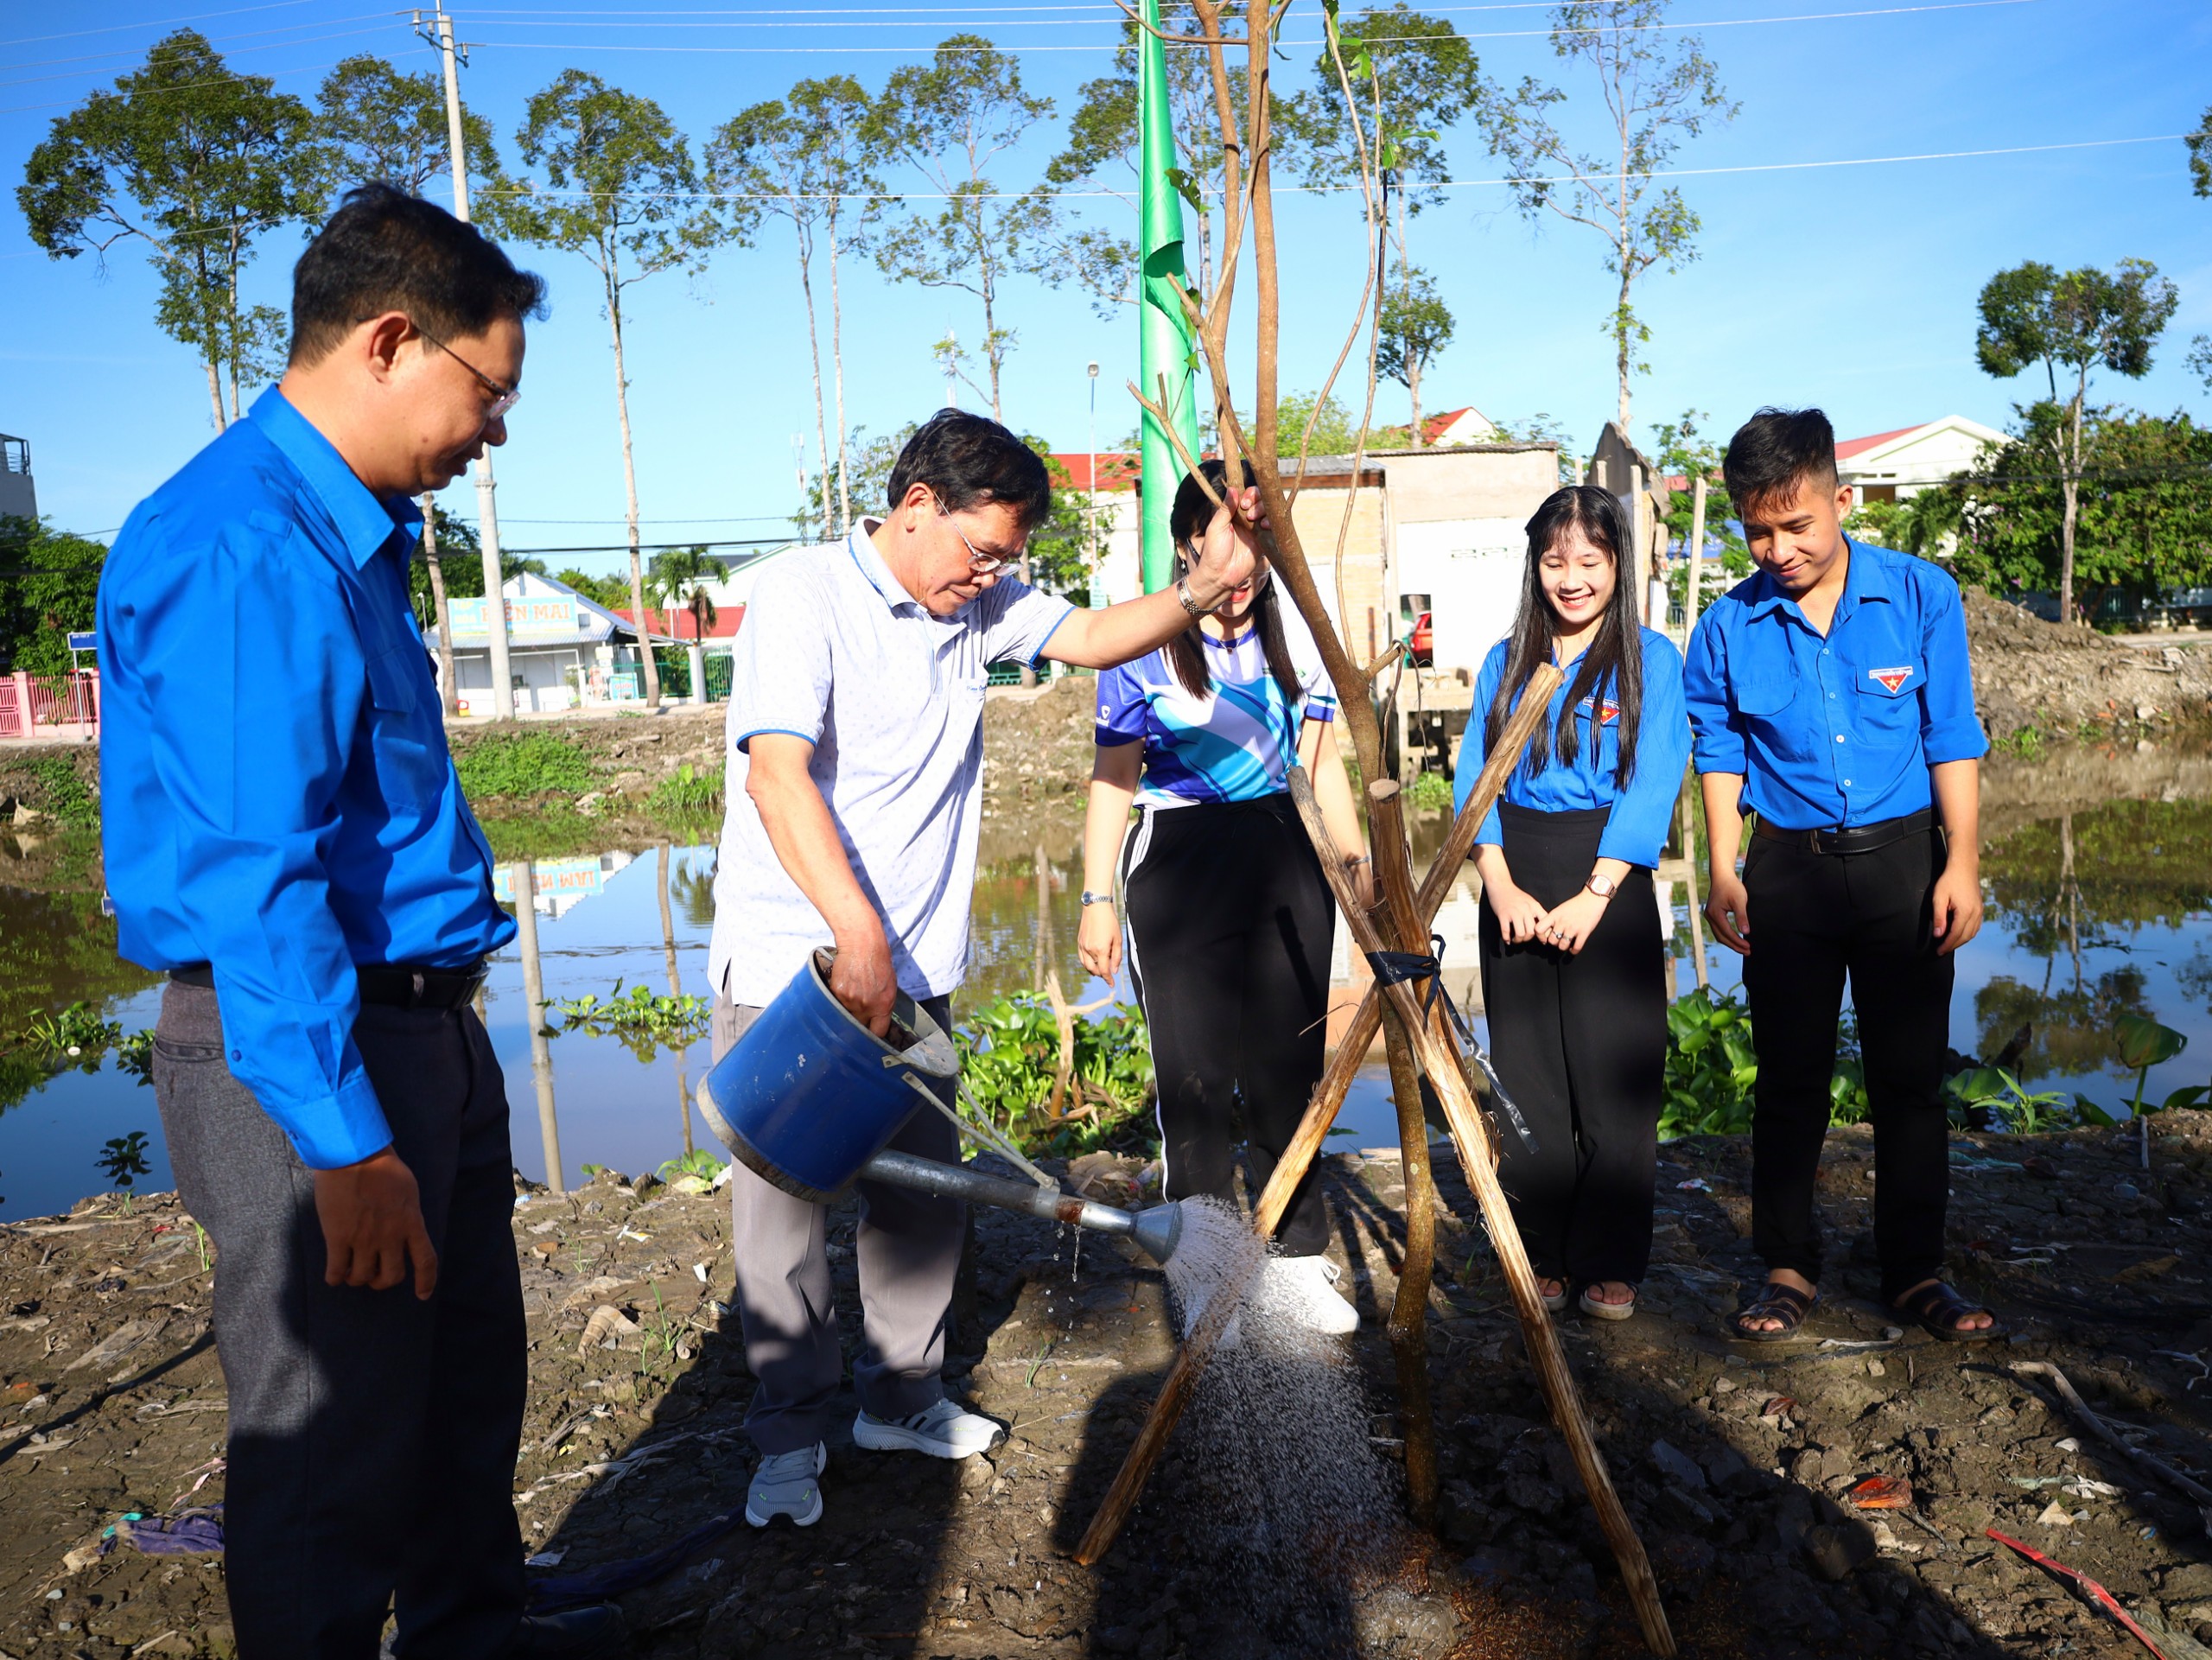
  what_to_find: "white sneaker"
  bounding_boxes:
[1266,1254,1360,1334]
[853,1398,1002,1460]
[746,1441,826,1528]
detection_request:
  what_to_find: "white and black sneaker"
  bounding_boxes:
[1264,1254,1360,1334]
[852,1398,1002,1460]
[745,1441,826,1527]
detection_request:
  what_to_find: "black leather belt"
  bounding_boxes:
[168,961,488,1009]
[1753,807,1936,856]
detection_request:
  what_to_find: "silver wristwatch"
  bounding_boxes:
[1173,575,1205,617]
[1080,890,1116,907]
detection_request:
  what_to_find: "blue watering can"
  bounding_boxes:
[696,951,1183,1262]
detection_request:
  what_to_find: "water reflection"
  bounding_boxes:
[0,754,2208,1218]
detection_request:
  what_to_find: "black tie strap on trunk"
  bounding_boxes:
[1363,935,1540,1155]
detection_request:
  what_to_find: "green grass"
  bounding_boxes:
[646,762,722,815]
[10,757,99,829]
[1406,770,1453,811]
[454,733,595,800]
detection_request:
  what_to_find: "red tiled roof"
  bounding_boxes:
[1834,423,1925,461]
[1422,407,1478,442]
[1054,452,1141,492]
[613,604,747,640]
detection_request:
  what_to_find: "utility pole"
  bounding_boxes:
[417,2,513,721]
[1085,362,1101,604]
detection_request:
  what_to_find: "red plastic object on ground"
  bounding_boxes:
[1986,1529,2173,1659]
[1845,1475,1913,1509]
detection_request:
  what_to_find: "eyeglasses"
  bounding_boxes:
[934,497,1025,577]
[414,321,521,423]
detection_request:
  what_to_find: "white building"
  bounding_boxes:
[0,435,35,522]
[429,571,671,715]
[1834,416,2007,501]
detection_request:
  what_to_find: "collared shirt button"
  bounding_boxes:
[1835,734,1847,742]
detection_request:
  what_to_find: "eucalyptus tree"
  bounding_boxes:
[19,29,317,431]
[874,36,1056,423]
[1974,257,2178,626]
[1479,0,1734,430]
[1291,6,1483,444]
[486,71,721,709]
[709,76,886,540]
[2190,107,2211,393]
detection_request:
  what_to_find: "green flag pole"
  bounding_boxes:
[1138,0,1199,595]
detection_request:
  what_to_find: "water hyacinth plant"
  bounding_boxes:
[955,994,1155,1160]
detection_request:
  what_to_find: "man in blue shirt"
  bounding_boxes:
[101,187,619,1657]
[1685,407,1997,1345]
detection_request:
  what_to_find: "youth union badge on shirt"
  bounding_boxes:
[1576,695,1622,725]
[1867,665,1915,694]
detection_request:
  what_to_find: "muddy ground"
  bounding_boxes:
[10,1112,2212,1657]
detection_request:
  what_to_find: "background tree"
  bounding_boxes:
[874,36,1055,422]
[19,30,317,432]
[1293,7,1482,445]
[403,507,548,629]
[709,77,885,543]
[648,545,722,644]
[1491,411,1584,483]
[552,567,633,611]
[1974,257,2179,624]
[1021,442,1096,601]
[1375,270,1454,444]
[0,519,106,677]
[1936,404,2212,620]
[487,72,721,709]
[2190,107,2212,393]
[798,422,917,539]
[1479,1,1733,430]
[309,54,503,200]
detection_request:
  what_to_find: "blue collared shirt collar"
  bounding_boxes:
[1744,536,1895,627]
[249,386,423,569]
[846,518,978,631]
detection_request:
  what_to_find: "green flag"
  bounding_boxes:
[1138,0,1199,595]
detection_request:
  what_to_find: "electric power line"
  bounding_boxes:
[0,1,326,53]
[0,26,410,92]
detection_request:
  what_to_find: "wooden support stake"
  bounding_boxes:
[1286,771,1677,1658]
[1369,779,1440,1526]
[1074,665,1562,1568]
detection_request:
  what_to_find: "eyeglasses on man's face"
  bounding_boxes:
[414,321,521,423]
[933,496,1025,577]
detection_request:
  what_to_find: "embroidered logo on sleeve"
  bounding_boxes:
[1867,666,1914,694]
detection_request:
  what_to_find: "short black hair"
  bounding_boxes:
[885,409,1052,531]
[1722,407,1839,516]
[289,182,547,366]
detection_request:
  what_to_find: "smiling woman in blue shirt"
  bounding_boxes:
[1454,485,1691,1325]
[99,187,621,1657]
[1685,406,1996,1348]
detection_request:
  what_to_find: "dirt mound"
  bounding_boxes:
[1967,590,2212,741]
[981,675,1098,810]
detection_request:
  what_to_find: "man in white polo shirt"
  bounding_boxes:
[709,410,1262,1529]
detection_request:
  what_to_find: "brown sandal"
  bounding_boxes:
[1730,1282,1817,1343]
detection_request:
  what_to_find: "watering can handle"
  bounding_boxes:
[904,1070,1056,1192]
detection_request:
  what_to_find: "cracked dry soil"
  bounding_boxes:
[11,1113,2212,1658]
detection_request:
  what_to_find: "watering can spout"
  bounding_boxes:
[855,1149,1185,1262]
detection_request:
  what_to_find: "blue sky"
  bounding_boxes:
[4,0,2209,579]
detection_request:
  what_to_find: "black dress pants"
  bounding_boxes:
[1478,804,1668,1286]
[1122,793,1337,1256]
[1740,826,1954,1302]
[152,982,526,1660]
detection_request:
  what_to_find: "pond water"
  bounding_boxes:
[1,753,2208,1220]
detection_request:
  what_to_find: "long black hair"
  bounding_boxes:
[1164,459,1301,704]
[1482,484,1644,786]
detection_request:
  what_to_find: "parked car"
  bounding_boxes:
[1408,610,1433,667]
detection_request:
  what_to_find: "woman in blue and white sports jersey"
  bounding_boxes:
[1456,484,1690,1324]
[1077,461,1372,1334]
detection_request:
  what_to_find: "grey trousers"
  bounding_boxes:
[713,990,963,1454]
[152,982,525,1660]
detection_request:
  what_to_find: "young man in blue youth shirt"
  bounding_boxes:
[99,188,620,1657]
[1685,408,1998,1344]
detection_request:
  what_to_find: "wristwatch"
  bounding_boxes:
[1080,890,1116,907]
[1173,575,1206,617]
[1585,874,1618,900]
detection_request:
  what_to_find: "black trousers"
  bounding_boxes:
[152,983,526,1660]
[1741,826,1954,1303]
[1478,804,1667,1286]
[1122,793,1336,1256]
